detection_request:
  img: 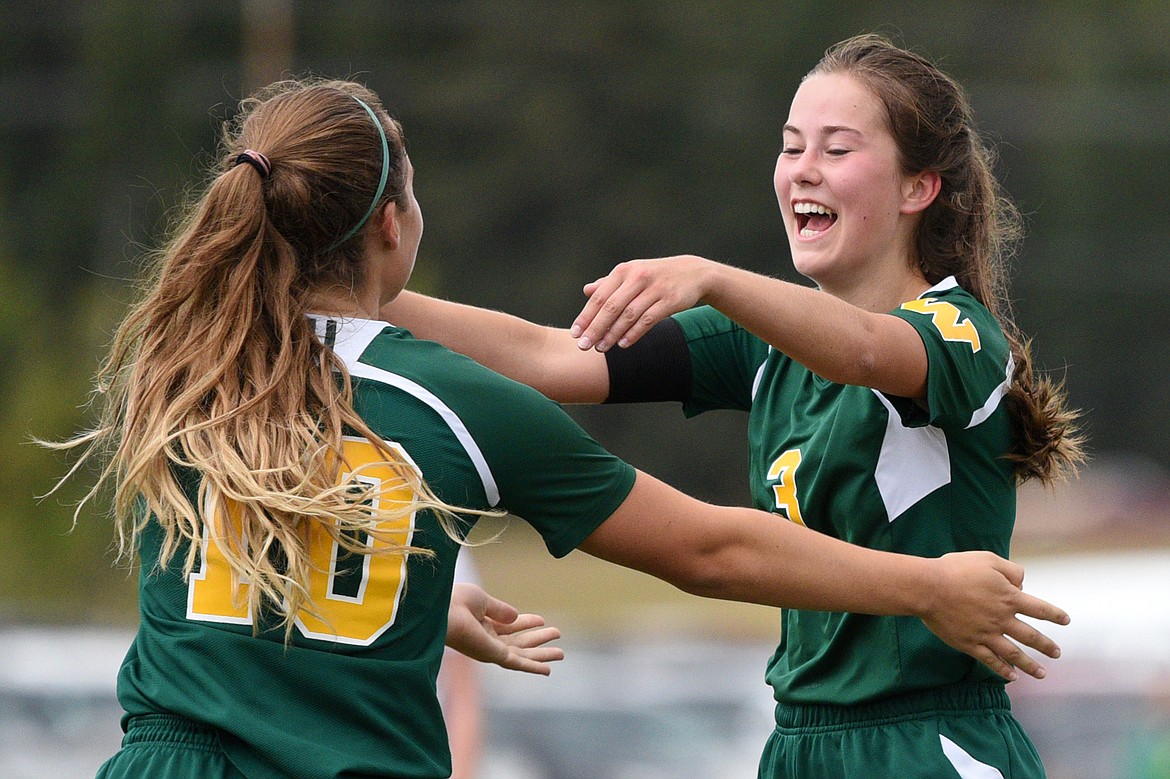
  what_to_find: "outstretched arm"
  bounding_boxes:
[446,582,566,676]
[383,291,608,403]
[579,470,1068,682]
[570,256,929,398]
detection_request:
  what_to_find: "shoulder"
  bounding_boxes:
[888,280,1013,428]
[323,317,566,437]
[313,316,618,511]
[892,277,1007,354]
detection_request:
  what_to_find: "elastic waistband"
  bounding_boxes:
[774,682,1010,732]
[124,713,222,751]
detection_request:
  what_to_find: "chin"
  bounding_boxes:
[789,251,830,283]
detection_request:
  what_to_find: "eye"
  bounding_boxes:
[826,147,851,157]
[780,145,803,157]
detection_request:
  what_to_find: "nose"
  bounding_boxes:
[786,150,821,187]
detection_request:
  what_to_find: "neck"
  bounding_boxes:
[813,240,931,312]
[308,286,382,321]
[817,268,929,313]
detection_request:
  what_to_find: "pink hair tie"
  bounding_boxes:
[233,149,272,179]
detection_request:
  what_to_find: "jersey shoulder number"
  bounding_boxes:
[899,297,981,353]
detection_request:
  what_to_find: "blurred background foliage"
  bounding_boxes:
[2,1,1169,623]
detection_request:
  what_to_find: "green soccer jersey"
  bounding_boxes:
[114,315,636,779]
[676,277,1017,706]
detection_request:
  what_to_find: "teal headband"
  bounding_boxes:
[326,95,391,251]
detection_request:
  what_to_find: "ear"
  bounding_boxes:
[377,202,400,250]
[900,170,942,215]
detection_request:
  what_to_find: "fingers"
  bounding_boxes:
[970,611,1064,682]
[971,645,1018,682]
[1012,591,1070,627]
[495,625,566,676]
[986,554,1070,628]
[528,645,565,663]
[609,299,674,350]
[990,555,1025,589]
[490,623,562,651]
[972,593,1063,680]
[509,644,565,666]
[1003,614,1062,659]
[485,613,564,676]
[571,271,648,352]
[477,590,521,626]
[923,553,1070,685]
[989,633,1054,681]
[498,654,556,676]
[955,619,1061,683]
[487,620,561,647]
[489,613,548,636]
[571,258,704,352]
[1000,649,1039,681]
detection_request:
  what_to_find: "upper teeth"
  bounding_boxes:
[793,202,835,216]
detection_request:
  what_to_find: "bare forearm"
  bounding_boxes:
[704,264,853,375]
[682,508,933,615]
[383,291,608,402]
[574,256,927,397]
[383,291,544,378]
[662,507,1063,683]
[697,260,911,392]
[580,470,932,617]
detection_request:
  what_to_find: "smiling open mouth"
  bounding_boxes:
[794,202,838,237]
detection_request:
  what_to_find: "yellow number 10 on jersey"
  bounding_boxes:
[187,437,418,646]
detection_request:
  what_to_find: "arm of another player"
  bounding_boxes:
[578,470,1068,682]
[571,255,929,399]
[382,290,609,403]
[446,582,566,676]
[438,647,483,779]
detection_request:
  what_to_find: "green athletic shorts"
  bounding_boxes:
[758,683,1045,779]
[96,714,246,779]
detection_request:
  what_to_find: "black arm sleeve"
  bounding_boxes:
[603,317,692,404]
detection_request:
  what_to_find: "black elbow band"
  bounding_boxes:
[604,318,691,404]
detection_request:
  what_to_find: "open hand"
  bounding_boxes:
[919,551,1069,682]
[446,583,565,675]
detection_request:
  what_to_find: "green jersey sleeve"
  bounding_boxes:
[674,305,772,416]
[369,335,637,558]
[889,280,1013,431]
[462,367,637,557]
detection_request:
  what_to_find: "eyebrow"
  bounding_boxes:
[783,124,864,138]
